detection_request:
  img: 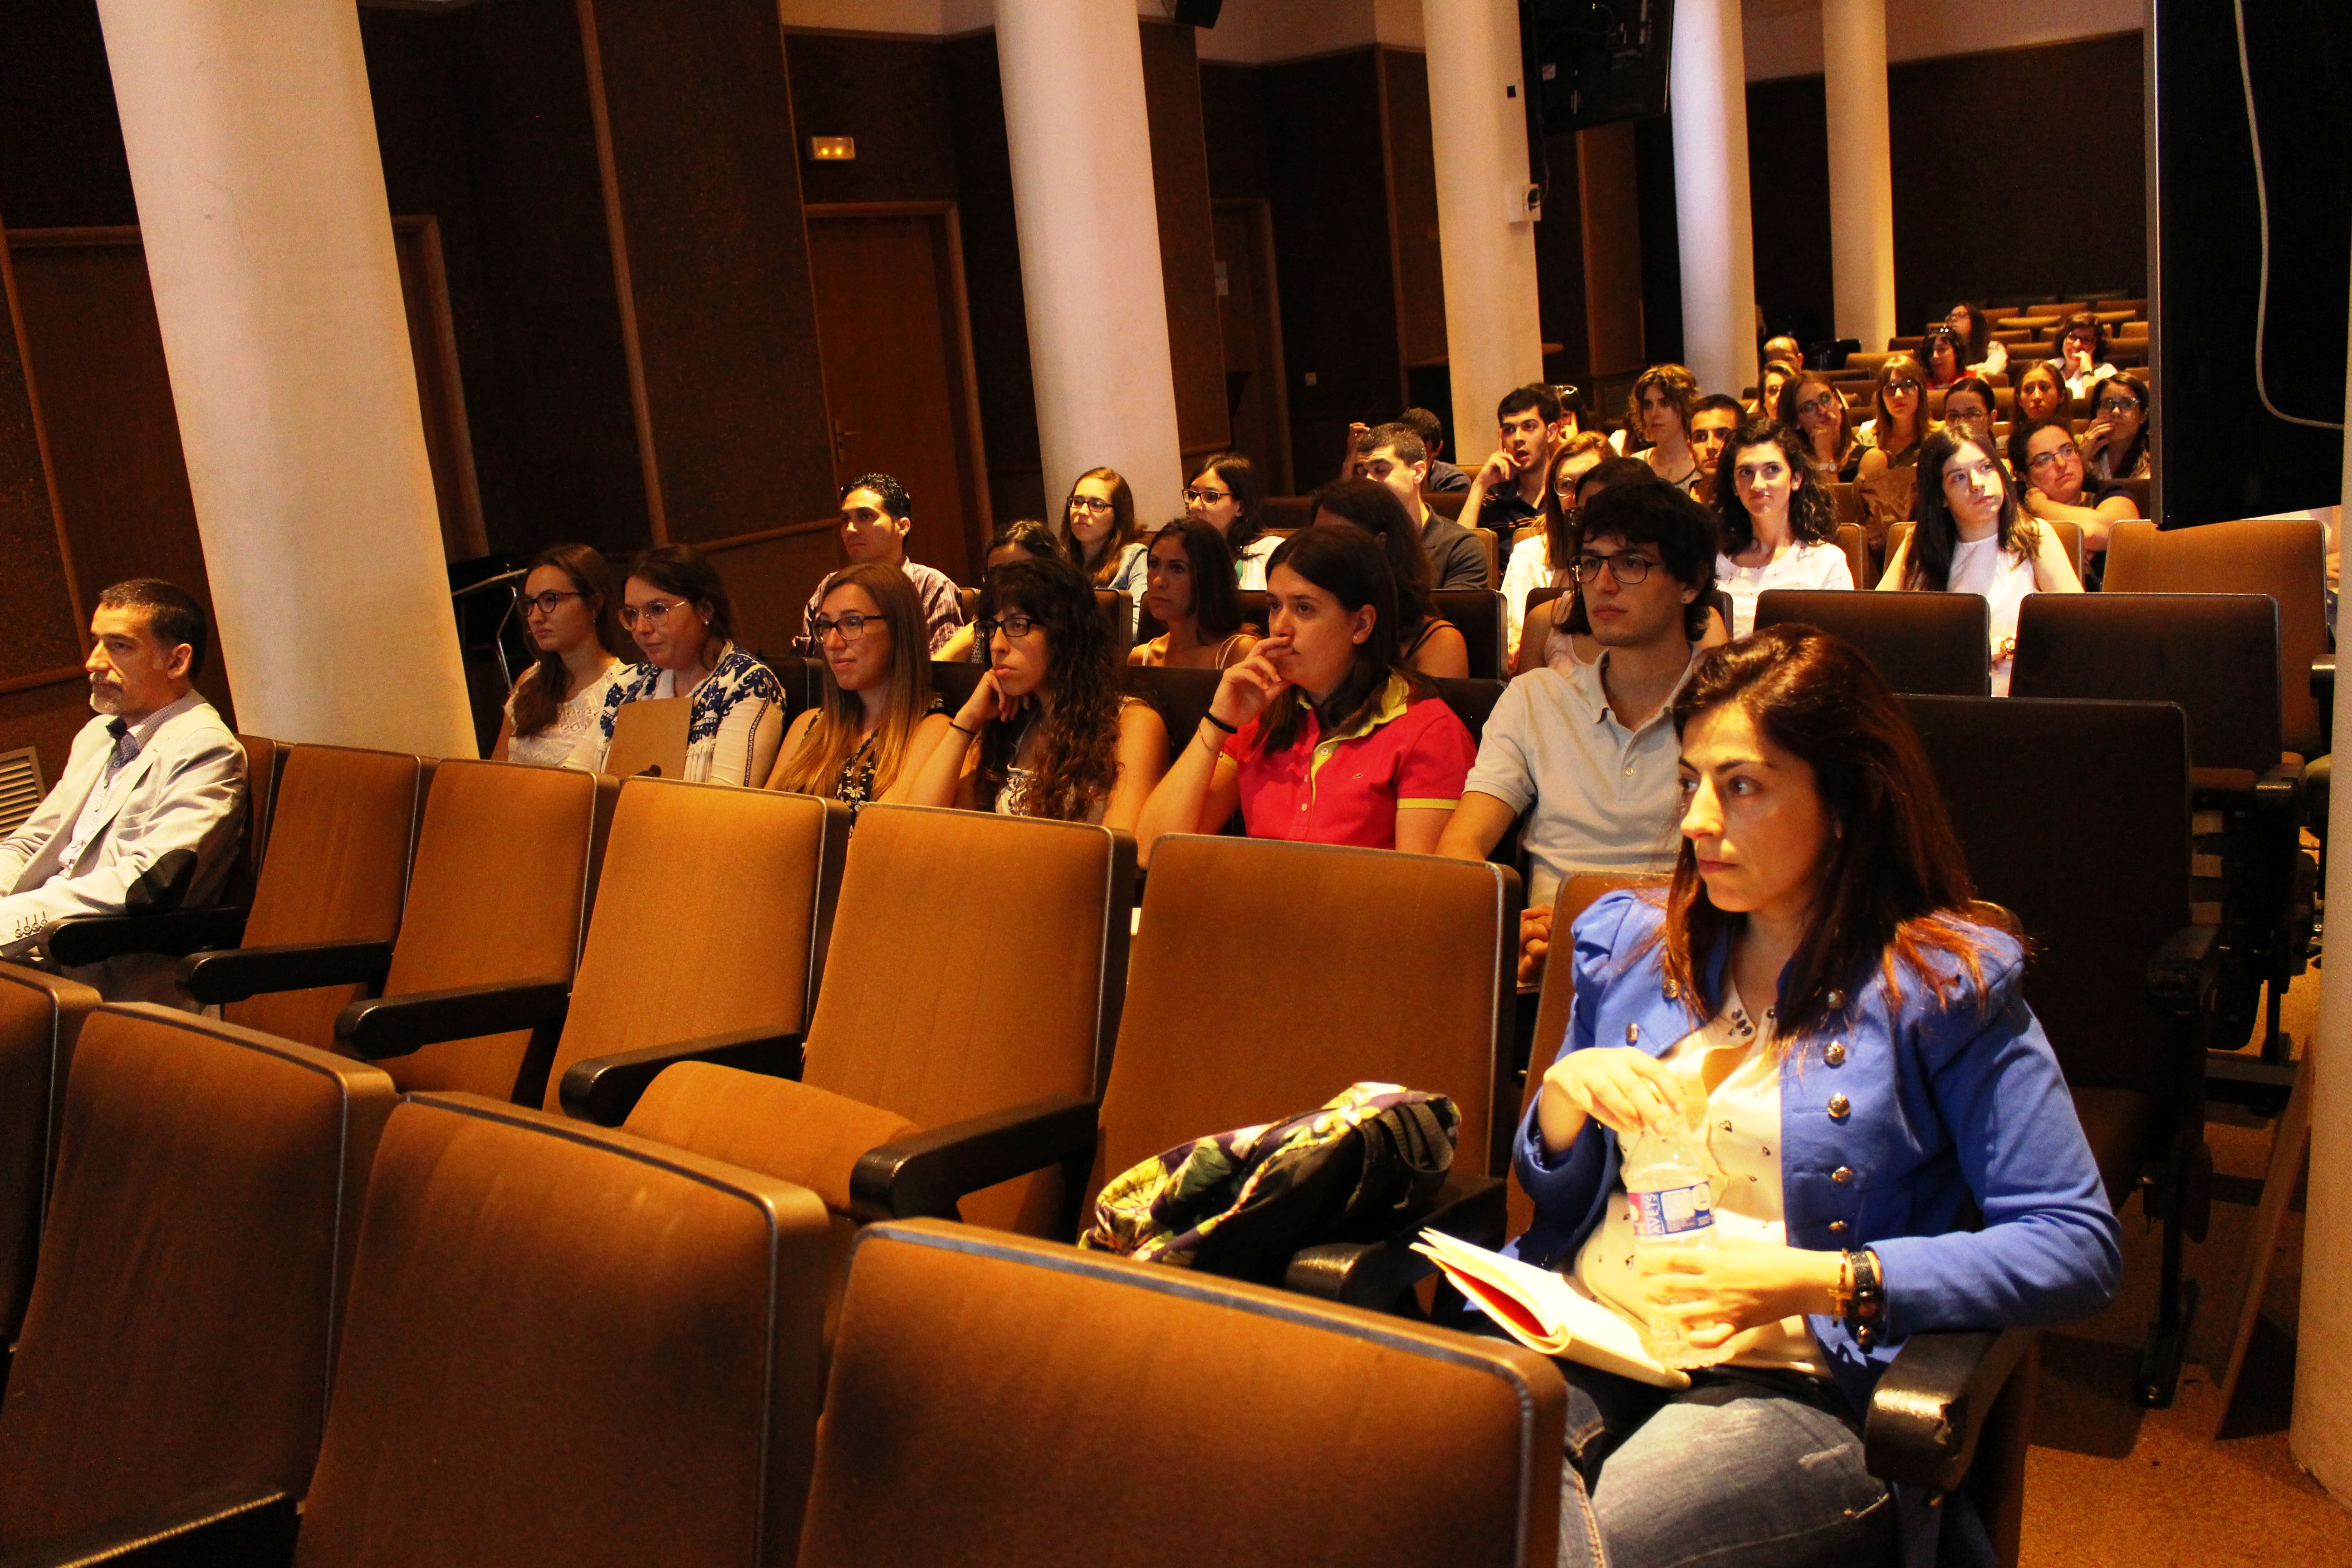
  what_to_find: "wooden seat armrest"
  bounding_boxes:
[557,1029,806,1126]
[336,978,573,1061]
[178,938,393,1005]
[45,906,249,966]
[1283,1169,1508,1309]
[1863,1326,2038,1492]
[848,1093,1100,1224]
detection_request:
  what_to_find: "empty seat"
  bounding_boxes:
[1903,695,2210,1407]
[1754,589,1991,696]
[799,1219,1567,1568]
[567,803,1132,1241]
[0,1006,395,1549]
[0,966,100,1342]
[187,758,608,1102]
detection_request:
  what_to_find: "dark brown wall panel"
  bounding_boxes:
[943,34,1045,526]
[1200,63,1272,202]
[0,245,84,688]
[1141,21,1230,459]
[1265,50,1398,483]
[0,0,136,229]
[1382,51,1447,373]
[0,680,94,790]
[1532,129,1591,389]
[7,236,234,724]
[1744,75,1833,344]
[362,0,649,564]
[784,33,960,206]
[584,0,835,541]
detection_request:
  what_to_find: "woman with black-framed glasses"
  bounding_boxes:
[495,543,624,766]
[1058,467,1148,603]
[906,554,1166,828]
[1182,451,1277,589]
[765,563,951,821]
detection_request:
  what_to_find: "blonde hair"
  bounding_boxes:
[770,564,936,801]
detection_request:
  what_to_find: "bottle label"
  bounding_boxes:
[1630,1181,1714,1239]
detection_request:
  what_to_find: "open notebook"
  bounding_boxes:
[1414,1230,1691,1389]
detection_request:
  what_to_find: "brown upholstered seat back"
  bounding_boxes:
[543,779,847,1111]
[1754,587,1991,696]
[802,804,1132,1233]
[378,760,600,1098]
[2009,593,2283,778]
[0,966,100,1340]
[1513,873,1670,1239]
[0,1006,395,1548]
[1097,836,1516,1206]
[295,1093,832,1568]
[2102,518,2330,758]
[221,733,282,907]
[225,745,421,1048]
[801,1220,1564,1568]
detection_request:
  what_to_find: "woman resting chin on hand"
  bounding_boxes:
[1502,624,2120,1568]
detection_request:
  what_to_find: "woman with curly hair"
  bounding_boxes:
[1134,523,1475,863]
[1712,419,1851,637]
[1621,364,1704,498]
[764,563,951,822]
[906,554,1166,828]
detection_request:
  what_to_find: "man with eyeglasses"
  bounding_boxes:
[2015,416,2139,587]
[0,578,245,1003]
[1437,482,1715,983]
[796,472,963,656]
[1351,422,1492,590]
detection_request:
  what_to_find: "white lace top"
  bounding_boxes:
[505,662,622,766]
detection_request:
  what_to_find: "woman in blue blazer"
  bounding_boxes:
[1509,625,2119,1568]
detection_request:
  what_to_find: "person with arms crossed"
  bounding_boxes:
[1438,483,1717,982]
[0,579,245,1002]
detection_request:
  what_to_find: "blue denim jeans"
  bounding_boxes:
[1554,1361,1895,1568]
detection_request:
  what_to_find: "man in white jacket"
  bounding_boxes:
[0,579,245,1000]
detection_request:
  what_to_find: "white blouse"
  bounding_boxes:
[1235,534,1281,593]
[504,661,622,767]
[1572,979,1831,1377]
[1501,533,1570,665]
[1947,534,2039,697]
[1715,539,1855,638]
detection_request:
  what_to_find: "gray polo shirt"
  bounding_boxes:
[1461,651,1696,905]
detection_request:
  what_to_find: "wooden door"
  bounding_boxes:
[804,206,990,586]
[1212,199,1293,495]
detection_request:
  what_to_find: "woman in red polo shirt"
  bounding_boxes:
[1134,523,1475,863]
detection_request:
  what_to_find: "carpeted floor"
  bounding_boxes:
[2019,967,2352,1565]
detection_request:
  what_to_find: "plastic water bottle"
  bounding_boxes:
[1622,1122,1718,1368]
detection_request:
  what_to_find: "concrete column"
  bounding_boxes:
[1423,0,1545,467]
[1667,0,1759,397]
[1822,0,1898,351]
[996,0,1185,525]
[94,0,475,757]
[2291,241,2352,1499]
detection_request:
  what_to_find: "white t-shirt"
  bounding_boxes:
[1235,534,1281,592]
[1572,978,1831,1376]
[1947,534,2039,697]
[1500,533,1570,665]
[1460,652,1694,907]
[1715,539,1855,638]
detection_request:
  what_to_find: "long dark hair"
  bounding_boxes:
[627,544,734,646]
[1188,451,1263,550]
[1255,524,1421,756]
[2089,372,2151,477]
[1919,325,1966,388]
[1652,624,1991,1044]
[987,519,1065,562]
[974,556,1123,822]
[1151,519,1246,641]
[510,544,619,738]
[1309,477,1436,632]
[1543,432,1614,580]
[1063,468,1140,583]
[1945,302,1990,363]
[1714,418,1833,557]
[1907,427,2038,591]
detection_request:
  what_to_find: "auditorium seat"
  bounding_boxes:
[0,1006,395,1553]
[1424,487,1469,519]
[68,1090,836,1567]
[1833,522,1870,588]
[2010,593,2309,1061]
[1093,835,1518,1304]
[1434,588,1507,678]
[566,802,1132,1241]
[1093,587,1134,659]
[54,744,428,1049]
[1260,495,1316,531]
[1754,588,1991,695]
[0,966,99,1343]
[1904,695,2212,1410]
[604,694,691,779]
[799,1219,1568,1568]
[1135,588,1270,645]
[184,758,609,1102]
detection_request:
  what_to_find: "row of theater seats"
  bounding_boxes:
[0,683,2215,1565]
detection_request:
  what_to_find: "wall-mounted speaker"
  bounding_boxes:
[1169,0,1224,27]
